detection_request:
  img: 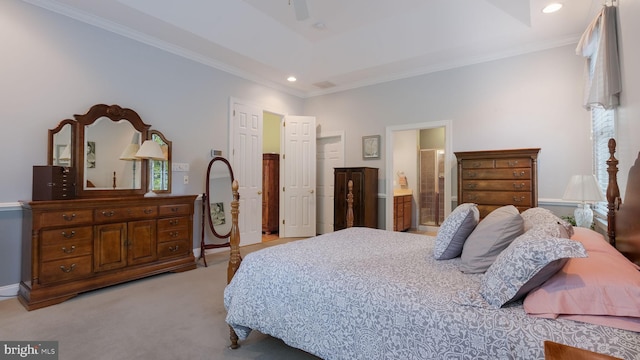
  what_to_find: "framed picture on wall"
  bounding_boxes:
[362,135,381,159]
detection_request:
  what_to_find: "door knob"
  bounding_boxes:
[309,189,314,194]
[257,190,262,195]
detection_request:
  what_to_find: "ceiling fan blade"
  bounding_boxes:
[292,0,309,21]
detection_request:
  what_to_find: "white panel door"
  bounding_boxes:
[231,102,262,246]
[316,133,344,234]
[281,116,316,238]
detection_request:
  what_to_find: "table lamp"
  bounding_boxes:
[562,174,606,228]
[135,140,165,197]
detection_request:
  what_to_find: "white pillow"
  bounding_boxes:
[433,203,479,260]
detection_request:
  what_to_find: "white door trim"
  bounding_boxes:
[385,121,453,231]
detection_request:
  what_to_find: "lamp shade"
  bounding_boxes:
[135,140,165,160]
[562,174,606,202]
[119,143,140,160]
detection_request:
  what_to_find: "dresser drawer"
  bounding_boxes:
[157,217,189,231]
[461,180,532,191]
[462,169,531,180]
[158,204,191,217]
[38,210,93,227]
[41,226,92,245]
[461,159,495,169]
[94,206,157,223]
[495,158,532,168]
[41,238,92,261]
[461,191,532,206]
[40,255,93,284]
[158,240,190,258]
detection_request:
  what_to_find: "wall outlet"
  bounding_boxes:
[172,163,189,172]
[183,175,189,184]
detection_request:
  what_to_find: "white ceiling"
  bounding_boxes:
[25,0,602,97]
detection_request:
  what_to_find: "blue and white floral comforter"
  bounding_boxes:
[224,227,640,359]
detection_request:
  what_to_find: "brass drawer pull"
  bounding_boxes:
[170,231,180,238]
[471,162,482,168]
[143,208,153,214]
[169,219,179,226]
[465,183,477,189]
[62,213,76,221]
[513,183,525,189]
[170,207,180,213]
[59,264,76,273]
[512,171,525,178]
[513,196,526,202]
[466,172,477,178]
[466,194,478,201]
[507,160,519,167]
[101,211,115,217]
[168,245,180,252]
[61,230,76,238]
[61,245,76,254]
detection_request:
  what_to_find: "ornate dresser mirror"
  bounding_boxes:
[21,103,193,311]
[46,104,172,198]
[199,156,235,266]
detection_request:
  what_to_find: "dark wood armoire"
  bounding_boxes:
[334,167,378,231]
[262,153,280,234]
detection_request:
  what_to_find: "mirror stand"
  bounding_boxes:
[198,157,235,267]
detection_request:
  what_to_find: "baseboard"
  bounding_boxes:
[0,283,19,301]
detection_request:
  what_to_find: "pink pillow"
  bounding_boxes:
[524,228,640,327]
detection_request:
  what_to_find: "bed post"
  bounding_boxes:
[228,179,241,349]
[606,138,621,246]
[347,180,354,228]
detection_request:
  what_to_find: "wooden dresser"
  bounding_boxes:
[19,195,197,310]
[262,153,279,234]
[393,194,412,231]
[455,148,540,218]
[334,167,378,230]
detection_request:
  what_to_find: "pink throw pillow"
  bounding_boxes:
[524,228,640,322]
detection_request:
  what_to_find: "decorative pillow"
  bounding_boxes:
[520,207,574,238]
[459,205,524,273]
[433,203,479,260]
[524,228,640,319]
[480,230,587,308]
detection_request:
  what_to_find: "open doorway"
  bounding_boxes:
[385,121,452,232]
[262,111,282,242]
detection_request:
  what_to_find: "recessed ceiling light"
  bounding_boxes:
[287,76,297,82]
[542,3,563,13]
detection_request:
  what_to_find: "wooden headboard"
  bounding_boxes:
[606,138,640,265]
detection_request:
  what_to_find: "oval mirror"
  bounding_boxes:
[205,157,235,238]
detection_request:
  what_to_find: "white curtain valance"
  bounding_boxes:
[576,6,621,110]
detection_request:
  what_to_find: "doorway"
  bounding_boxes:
[262,112,282,242]
[385,121,452,232]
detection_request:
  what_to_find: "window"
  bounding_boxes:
[591,106,615,216]
[580,6,620,218]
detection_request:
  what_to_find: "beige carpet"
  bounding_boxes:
[0,238,320,360]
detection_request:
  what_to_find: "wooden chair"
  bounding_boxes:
[544,341,622,360]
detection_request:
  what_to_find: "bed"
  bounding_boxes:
[223,139,640,359]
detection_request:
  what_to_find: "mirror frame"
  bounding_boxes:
[148,129,172,194]
[75,104,150,198]
[48,119,76,166]
[205,157,235,239]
